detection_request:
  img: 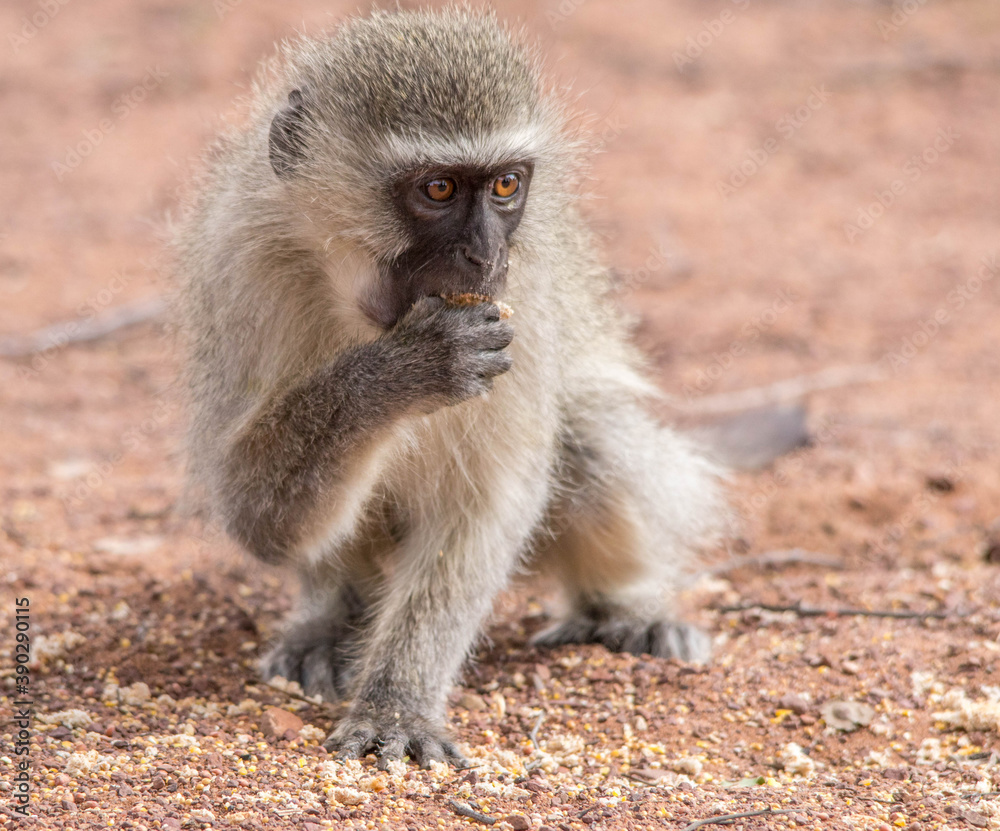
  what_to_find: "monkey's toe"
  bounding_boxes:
[533,616,711,664]
[260,624,357,701]
[325,711,468,769]
[646,620,712,663]
[408,735,468,770]
[324,721,378,760]
[374,731,408,769]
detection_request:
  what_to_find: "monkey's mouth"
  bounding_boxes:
[359,270,512,329]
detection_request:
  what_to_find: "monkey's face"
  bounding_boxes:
[267,77,550,332]
[354,163,532,329]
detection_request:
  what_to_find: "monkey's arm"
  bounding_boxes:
[220,343,405,564]
[218,298,513,563]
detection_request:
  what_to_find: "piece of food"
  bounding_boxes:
[441,292,513,319]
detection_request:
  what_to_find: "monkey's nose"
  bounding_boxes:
[459,246,490,271]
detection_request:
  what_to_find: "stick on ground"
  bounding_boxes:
[667,364,885,414]
[707,549,844,575]
[447,800,496,826]
[528,713,544,750]
[718,602,948,620]
[681,807,793,830]
[0,297,164,358]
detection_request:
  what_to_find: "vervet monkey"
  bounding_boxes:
[175,8,727,768]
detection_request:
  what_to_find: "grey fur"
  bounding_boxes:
[174,8,727,769]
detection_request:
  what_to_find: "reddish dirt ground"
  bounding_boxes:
[2,1,1000,829]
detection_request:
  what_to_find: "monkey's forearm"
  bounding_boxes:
[220,340,419,563]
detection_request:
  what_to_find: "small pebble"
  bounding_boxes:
[261,707,304,739]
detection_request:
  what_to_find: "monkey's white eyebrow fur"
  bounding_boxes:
[377,124,556,170]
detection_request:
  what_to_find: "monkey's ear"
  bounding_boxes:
[269,88,310,178]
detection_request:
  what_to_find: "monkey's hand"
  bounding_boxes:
[323,704,469,770]
[391,296,514,411]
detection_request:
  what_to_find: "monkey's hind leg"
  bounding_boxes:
[260,573,369,701]
[533,408,727,663]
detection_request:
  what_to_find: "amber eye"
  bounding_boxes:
[423,178,455,201]
[493,173,519,199]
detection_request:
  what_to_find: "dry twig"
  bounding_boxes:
[447,800,496,825]
[0,297,164,358]
[707,548,844,575]
[666,364,884,414]
[718,602,948,620]
[528,713,544,749]
[681,807,794,830]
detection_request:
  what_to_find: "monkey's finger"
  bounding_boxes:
[455,320,513,352]
[476,350,513,379]
[479,302,503,322]
[476,320,514,351]
[412,295,446,313]
[401,296,446,326]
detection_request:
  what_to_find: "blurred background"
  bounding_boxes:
[3,0,1000,823]
[3,0,998,569]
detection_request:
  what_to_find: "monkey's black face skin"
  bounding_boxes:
[362,163,533,329]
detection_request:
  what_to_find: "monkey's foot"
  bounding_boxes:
[259,620,358,701]
[324,708,469,770]
[533,616,711,663]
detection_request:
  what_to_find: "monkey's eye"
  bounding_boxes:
[423,178,456,202]
[492,173,520,199]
